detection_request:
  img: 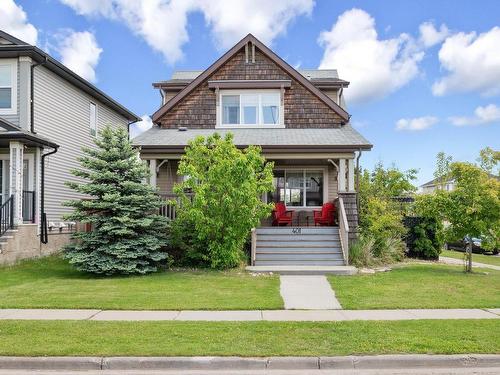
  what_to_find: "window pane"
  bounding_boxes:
[285,172,304,206]
[0,88,11,108]
[261,93,280,124]
[305,171,323,206]
[267,170,285,204]
[0,65,10,86]
[241,94,258,124]
[222,95,240,124]
[89,103,97,136]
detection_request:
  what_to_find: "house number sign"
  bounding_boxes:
[291,227,302,234]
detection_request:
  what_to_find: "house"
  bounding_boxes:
[0,30,139,265]
[133,34,372,272]
[419,177,455,194]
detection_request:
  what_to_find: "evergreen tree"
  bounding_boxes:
[63,126,168,275]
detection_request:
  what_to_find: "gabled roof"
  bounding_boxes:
[152,34,350,123]
[0,30,140,122]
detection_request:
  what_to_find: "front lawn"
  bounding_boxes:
[0,320,497,356]
[329,264,500,309]
[0,256,282,310]
[441,249,500,267]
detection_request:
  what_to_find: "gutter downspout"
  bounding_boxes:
[30,56,48,133]
[127,119,139,141]
[40,146,59,244]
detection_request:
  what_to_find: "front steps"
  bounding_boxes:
[250,227,352,274]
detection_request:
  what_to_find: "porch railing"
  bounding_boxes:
[0,195,14,237]
[22,190,36,223]
[338,197,350,265]
[159,193,194,220]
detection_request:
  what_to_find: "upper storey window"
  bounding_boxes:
[0,59,17,115]
[219,90,282,128]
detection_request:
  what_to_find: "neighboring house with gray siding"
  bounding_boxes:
[0,30,139,264]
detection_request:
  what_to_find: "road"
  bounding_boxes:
[0,368,499,374]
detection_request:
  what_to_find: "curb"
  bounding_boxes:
[0,354,498,370]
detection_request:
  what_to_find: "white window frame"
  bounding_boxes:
[267,167,328,209]
[0,59,18,115]
[216,89,284,129]
[89,102,97,136]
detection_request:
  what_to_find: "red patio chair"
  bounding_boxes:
[272,202,294,226]
[313,202,336,226]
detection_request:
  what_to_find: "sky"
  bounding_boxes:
[1,0,499,186]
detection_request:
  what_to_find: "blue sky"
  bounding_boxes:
[1,0,499,185]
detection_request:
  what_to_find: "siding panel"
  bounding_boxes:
[34,66,128,222]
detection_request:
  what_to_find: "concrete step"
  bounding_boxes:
[256,227,338,235]
[247,265,355,275]
[257,240,340,248]
[254,259,345,266]
[255,252,344,261]
[256,234,339,241]
[256,247,343,254]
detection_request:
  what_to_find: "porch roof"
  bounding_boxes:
[132,125,372,152]
[0,118,59,149]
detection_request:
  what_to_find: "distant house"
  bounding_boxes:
[133,34,372,272]
[419,177,456,194]
[0,30,139,265]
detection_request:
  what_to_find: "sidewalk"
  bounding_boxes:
[439,256,500,271]
[0,308,498,321]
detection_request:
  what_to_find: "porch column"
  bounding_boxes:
[338,159,346,192]
[348,158,355,192]
[9,141,24,225]
[149,159,157,188]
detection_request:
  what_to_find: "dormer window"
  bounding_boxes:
[218,90,283,128]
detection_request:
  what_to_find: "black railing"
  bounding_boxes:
[0,195,14,237]
[23,190,36,223]
[159,193,193,220]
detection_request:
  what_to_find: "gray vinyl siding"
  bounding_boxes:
[33,65,129,222]
[0,58,20,126]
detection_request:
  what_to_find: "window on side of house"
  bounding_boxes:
[267,169,324,208]
[219,90,282,128]
[89,102,97,136]
[0,59,17,114]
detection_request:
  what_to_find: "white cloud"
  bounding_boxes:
[449,104,500,127]
[396,116,438,131]
[418,21,449,47]
[56,30,102,82]
[433,27,500,96]
[59,0,314,64]
[0,0,38,44]
[318,8,424,104]
[130,114,153,138]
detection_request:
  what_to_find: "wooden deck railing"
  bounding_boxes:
[338,197,350,265]
[158,193,193,220]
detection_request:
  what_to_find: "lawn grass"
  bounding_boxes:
[0,320,497,356]
[0,256,282,310]
[441,249,500,267]
[329,264,500,309]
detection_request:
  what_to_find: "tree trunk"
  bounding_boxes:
[466,237,473,273]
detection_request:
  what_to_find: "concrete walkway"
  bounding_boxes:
[279,275,342,309]
[440,256,500,271]
[0,308,498,321]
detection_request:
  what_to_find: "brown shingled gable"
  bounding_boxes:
[152,34,350,128]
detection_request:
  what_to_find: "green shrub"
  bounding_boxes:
[349,235,376,267]
[172,133,274,269]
